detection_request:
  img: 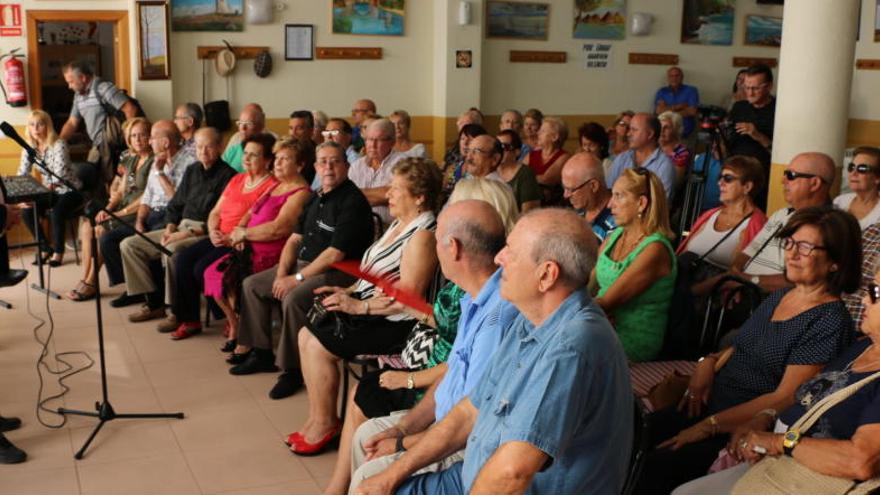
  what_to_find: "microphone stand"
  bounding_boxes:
[3,129,184,459]
[24,151,61,300]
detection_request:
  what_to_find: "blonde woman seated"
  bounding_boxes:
[389,110,426,158]
[658,111,692,187]
[592,168,676,362]
[68,118,153,301]
[834,146,880,230]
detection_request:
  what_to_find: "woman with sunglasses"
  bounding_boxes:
[592,168,677,362]
[609,110,635,157]
[677,156,768,297]
[834,146,880,230]
[496,130,541,212]
[636,206,861,494]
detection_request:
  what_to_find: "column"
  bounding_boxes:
[766,0,859,214]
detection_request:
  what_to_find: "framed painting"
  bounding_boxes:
[573,0,625,40]
[486,1,550,40]
[332,0,405,36]
[744,15,782,47]
[137,1,171,80]
[171,0,244,32]
[681,0,734,46]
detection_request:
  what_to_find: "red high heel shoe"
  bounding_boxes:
[289,424,341,456]
[284,431,302,446]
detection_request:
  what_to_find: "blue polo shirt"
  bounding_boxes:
[606,147,677,201]
[654,84,700,136]
[433,269,515,421]
[462,290,632,494]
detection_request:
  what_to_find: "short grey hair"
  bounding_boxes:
[181,102,203,128]
[63,60,94,77]
[368,118,395,140]
[444,216,505,265]
[312,110,328,130]
[523,208,597,289]
[316,140,346,161]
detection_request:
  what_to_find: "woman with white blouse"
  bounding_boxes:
[833,146,880,231]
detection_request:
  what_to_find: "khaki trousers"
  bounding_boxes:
[120,219,205,298]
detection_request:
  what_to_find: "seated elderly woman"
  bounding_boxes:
[673,265,880,495]
[67,117,153,301]
[389,110,426,158]
[18,110,82,267]
[493,130,541,213]
[578,121,613,179]
[659,110,692,187]
[163,133,279,340]
[203,138,313,355]
[441,123,486,198]
[523,116,571,188]
[677,155,768,297]
[321,177,519,495]
[592,168,677,362]
[288,157,441,457]
[635,206,862,495]
[834,146,880,230]
[609,110,635,158]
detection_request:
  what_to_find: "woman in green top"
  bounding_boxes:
[593,168,677,362]
[67,118,154,301]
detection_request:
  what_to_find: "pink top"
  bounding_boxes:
[249,184,310,273]
[217,173,278,234]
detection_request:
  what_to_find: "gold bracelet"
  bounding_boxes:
[705,415,719,436]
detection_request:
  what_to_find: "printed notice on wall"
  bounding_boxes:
[583,43,612,70]
[0,4,22,37]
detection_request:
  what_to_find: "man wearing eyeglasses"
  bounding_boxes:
[350,118,406,225]
[728,152,835,293]
[727,64,776,206]
[173,103,203,159]
[351,98,378,151]
[463,135,505,183]
[222,104,267,173]
[562,152,616,242]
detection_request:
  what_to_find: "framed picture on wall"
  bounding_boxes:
[137,1,171,80]
[285,24,314,60]
[486,1,550,40]
[680,0,734,46]
[332,0,405,36]
[573,0,625,40]
[744,15,782,47]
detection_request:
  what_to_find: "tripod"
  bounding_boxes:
[677,125,724,236]
[0,122,184,459]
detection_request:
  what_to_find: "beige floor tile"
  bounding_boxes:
[153,377,253,414]
[77,453,202,495]
[0,413,76,474]
[184,443,311,494]
[0,467,80,495]
[210,478,322,495]
[298,449,340,479]
[142,355,236,388]
[171,403,280,451]
[69,421,180,465]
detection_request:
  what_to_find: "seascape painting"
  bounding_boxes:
[573,0,625,40]
[745,15,782,47]
[681,0,734,46]
[332,0,405,36]
[486,1,550,40]
[171,0,243,31]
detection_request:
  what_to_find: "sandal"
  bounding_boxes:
[67,280,96,302]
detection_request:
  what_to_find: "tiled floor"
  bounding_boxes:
[0,249,337,494]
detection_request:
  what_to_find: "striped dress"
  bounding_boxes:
[353,211,437,322]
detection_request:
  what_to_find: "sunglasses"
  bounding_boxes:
[634,167,652,204]
[781,237,826,257]
[499,142,515,151]
[848,162,878,174]
[719,174,740,184]
[868,283,880,304]
[783,169,827,183]
[321,129,342,138]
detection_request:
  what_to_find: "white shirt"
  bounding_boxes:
[140,147,196,210]
[350,149,406,224]
[833,193,880,231]
[742,207,795,276]
[685,209,749,269]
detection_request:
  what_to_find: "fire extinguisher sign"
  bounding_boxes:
[0,4,22,37]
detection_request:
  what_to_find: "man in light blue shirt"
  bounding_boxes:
[346,200,515,493]
[606,113,677,200]
[355,209,633,495]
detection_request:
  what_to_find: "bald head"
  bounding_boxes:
[194,126,221,146]
[519,208,597,289]
[151,119,181,152]
[439,200,506,269]
[563,152,604,183]
[792,152,836,185]
[784,151,836,209]
[562,152,607,210]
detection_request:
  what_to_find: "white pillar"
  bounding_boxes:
[767,0,859,214]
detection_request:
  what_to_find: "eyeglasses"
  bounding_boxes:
[351,108,369,115]
[719,174,740,184]
[499,142,515,151]
[848,162,878,174]
[316,158,345,166]
[563,179,594,194]
[236,120,255,127]
[321,129,342,138]
[783,169,827,183]
[466,147,493,156]
[868,283,880,304]
[173,116,189,121]
[615,120,629,128]
[782,237,826,256]
[743,83,769,92]
[634,167,652,204]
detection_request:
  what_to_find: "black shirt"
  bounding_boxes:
[727,97,776,168]
[298,179,374,263]
[164,159,237,226]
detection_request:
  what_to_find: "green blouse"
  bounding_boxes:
[425,282,466,369]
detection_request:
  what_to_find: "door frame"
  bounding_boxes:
[26,10,131,111]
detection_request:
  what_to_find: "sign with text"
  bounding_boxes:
[0,4,21,37]
[583,43,612,70]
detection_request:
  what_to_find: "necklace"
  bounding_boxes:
[614,229,646,259]
[243,173,270,192]
[801,345,880,406]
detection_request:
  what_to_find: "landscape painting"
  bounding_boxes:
[745,15,782,47]
[573,0,625,40]
[138,1,171,80]
[332,0,405,36]
[486,1,550,40]
[171,0,244,32]
[681,0,734,46]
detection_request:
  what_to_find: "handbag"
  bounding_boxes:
[732,370,880,495]
[400,322,439,369]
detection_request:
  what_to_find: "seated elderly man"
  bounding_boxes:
[339,199,513,495]
[464,135,505,183]
[606,112,677,200]
[109,120,196,310]
[174,102,202,157]
[351,98,378,149]
[355,209,633,495]
[350,118,406,226]
[230,141,374,400]
[222,103,267,172]
[121,128,236,326]
[562,152,616,242]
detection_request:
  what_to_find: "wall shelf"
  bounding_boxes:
[509,50,566,63]
[856,59,880,70]
[315,47,382,59]
[197,46,268,60]
[628,53,679,65]
[733,56,777,68]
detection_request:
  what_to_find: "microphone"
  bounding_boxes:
[0,121,37,159]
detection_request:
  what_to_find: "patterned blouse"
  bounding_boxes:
[18,140,81,193]
[425,282,467,369]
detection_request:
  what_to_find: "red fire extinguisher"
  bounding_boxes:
[0,48,27,107]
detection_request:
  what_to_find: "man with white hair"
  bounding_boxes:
[349,118,406,225]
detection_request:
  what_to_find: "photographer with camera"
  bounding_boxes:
[726,64,776,208]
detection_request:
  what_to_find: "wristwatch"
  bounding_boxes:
[406,373,415,390]
[396,435,406,453]
[294,272,305,282]
[783,430,801,456]
[750,275,760,286]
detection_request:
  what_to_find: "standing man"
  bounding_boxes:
[562,152,616,242]
[173,103,202,158]
[727,64,776,208]
[606,113,677,200]
[654,66,700,138]
[222,103,267,172]
[350,119,406,225]
[60,60,139,185]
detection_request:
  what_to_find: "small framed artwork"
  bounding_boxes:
[744,15,782,47]
[486,1,550,41]
[456,50,472,68]
[285,24,314,60]
[137,1,171,80]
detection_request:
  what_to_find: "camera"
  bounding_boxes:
[696,105,727,130]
